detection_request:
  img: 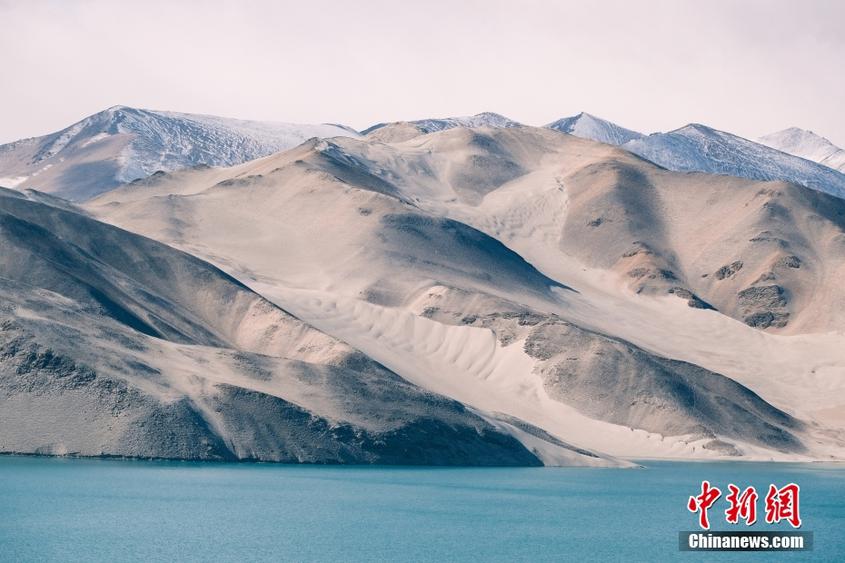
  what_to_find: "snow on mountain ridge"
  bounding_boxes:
[6,105,845,203]
[759,127,845,173]
[412,112,522,133]
[0,106,359,200]
[362,112,522,137]
[621,123,845,199]
[545,112,644,145]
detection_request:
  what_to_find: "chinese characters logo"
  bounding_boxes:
[687,481,801,529]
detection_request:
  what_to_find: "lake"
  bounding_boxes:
[1,456,843,561]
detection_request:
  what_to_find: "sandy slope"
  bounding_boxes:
[87,127,845,462]
[1,188,606,466]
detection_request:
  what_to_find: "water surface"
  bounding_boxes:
[1,456,843,561]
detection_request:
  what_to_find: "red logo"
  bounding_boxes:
[687,480,722,530]
[764,483,801,528]
[688,481,801,529]
[725,484,758,525]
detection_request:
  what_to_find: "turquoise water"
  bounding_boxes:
[1,456,843,562]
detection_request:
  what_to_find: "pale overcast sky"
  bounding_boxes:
[1,0,843,145]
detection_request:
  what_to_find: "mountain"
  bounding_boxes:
[87,125,845,462]
[362,112,521,142]
[621,124,845,199]
[759,127,845,173]
[0,187,604,466]
[3,109,845,465]
[0,106,359,201]
[546,112,644,145]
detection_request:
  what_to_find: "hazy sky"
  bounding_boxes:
[1,0,843,145]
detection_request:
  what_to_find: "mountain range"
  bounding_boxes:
[1,106,844,466]
[3,107,844,201]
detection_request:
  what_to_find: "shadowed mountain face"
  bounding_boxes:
[83,124,845,462]
[0,106,358,201]
[0,189,607,466]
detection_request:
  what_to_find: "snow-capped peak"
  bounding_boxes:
[621,122,845,199]
[758,127,845,173]
[0,106,360,200]
[545,112,643,146]
[671,122,714,134]
[362,112,522,136]
[411,112,522,133]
